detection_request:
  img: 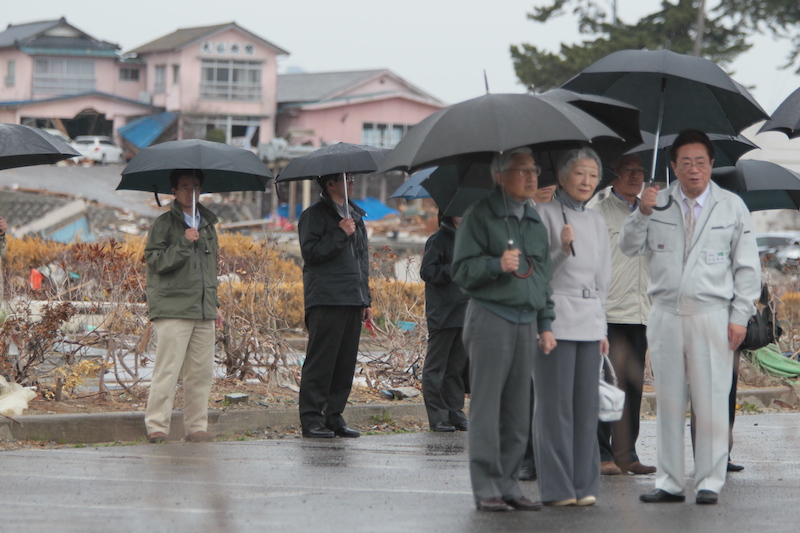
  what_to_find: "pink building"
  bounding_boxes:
[127,22,288,148]
[0,18,157,138]
[276,69,445,147]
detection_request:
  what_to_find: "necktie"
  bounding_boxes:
[684,198,696,262]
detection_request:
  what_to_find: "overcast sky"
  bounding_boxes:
[3,0,799,113]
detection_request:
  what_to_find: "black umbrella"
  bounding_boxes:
[606,131,758,187]
[119,139,272,194]
[119,139,273,222]
[562,49,769,202]
[420,163,493,217]
[758,87,800,138]
[0,123,80,170]
[378,93,633,177]
[276,143,391,218]
[712,159,800,211]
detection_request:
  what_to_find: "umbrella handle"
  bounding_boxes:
[152,185,161,207]
[653,196,674,211]
[508,240,533,279]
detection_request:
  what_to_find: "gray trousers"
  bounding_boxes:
[533,340,601,502]
[463,301,535,502]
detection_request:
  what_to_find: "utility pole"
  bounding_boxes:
[693,0,707,56]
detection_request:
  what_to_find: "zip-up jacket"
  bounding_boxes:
[420,221,468,332]
[593,192,651,325]
[145,200,220,321]
[451,188,555,332]
[298,194,371,310]
[619,181,760,326]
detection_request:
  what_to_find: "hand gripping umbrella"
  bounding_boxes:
[276,143,391,219]
[0,123,80,170]
[563,49,769,211]
[119,139,273,228]
[379,92,637,276]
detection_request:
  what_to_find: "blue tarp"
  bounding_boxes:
[118,111,179,149]
[276,196,400,220]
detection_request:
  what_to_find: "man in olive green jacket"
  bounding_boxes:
[452,147,556,512]
[144,169,223,444]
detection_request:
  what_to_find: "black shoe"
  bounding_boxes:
[302,426,335,438]
[431,422,456,432]
[476,497,514,512]
[696,490,718,504]
[504,496,542,511]
[727,461,744,472]
[453,423,468,431]
[518,465,537,481]
[333,426,360,438]
[639,489,685,503]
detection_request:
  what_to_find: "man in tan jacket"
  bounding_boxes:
[593,154,656,476]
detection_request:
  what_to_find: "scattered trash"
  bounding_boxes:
[224,393,249,405]
[385,387,421,400]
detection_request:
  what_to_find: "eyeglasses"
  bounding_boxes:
[334,176,355,183]
[618,166,645,176]
[504,165,541,178]
[176,185,201,192]
[677,160,710,172]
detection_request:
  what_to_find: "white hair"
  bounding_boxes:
[491,146,534,176]
[557,147,602,183]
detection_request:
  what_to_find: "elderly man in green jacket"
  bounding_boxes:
[452,147,556,512]
[144,169,223,444]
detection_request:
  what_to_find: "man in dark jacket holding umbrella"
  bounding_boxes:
[298,173,372,438]
[144,169,223,444]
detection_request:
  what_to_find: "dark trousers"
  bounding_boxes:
[597,323,648,466]
[299,305,362,431]
[422,327,468,427]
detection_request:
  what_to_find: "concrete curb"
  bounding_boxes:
[0,403,430,444]
[2,387,797,444]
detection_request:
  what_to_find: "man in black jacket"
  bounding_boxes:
[298,173,372,438]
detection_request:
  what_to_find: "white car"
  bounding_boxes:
[71,135,127,164]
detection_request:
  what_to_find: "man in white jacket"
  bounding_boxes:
[619,130,760,505]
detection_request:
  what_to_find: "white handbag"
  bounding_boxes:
[598,353,625,422]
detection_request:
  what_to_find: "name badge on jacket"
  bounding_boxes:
[707,250,726,264]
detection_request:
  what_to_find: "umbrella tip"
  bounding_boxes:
[484,70,490,94]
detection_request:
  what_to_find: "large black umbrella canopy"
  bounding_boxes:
[378,93,630,175]
[119,139,273,194]
[607,131,758,187]
[420,163,493,217]
[275,143,391,182]
[712,159,800,211]
[538,88,642,148]
[0,123,80,170]
[562,49,768,138]
[758,86,800,138]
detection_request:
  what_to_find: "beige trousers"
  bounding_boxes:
[648,306,733,495]
[144,318,215,436]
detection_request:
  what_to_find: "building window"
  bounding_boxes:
[200,59,261,101]
[33,57,95,95]
[5,60,15,87]
[154,65,166,94]
[172,64,180,85]
[119,68,140,81]
[362,123,409,147]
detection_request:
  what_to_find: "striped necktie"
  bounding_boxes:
[684,198,696,262]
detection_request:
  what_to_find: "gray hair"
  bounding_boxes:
[491,146,534,176]
[557,147,603,184]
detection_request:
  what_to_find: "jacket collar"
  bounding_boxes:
[487,187,541,221]
[319,193,366,219]
[169,200,218,227]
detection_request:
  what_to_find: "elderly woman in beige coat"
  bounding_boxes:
[533,147,611,507]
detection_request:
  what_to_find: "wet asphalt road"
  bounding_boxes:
[1,413,798,533]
